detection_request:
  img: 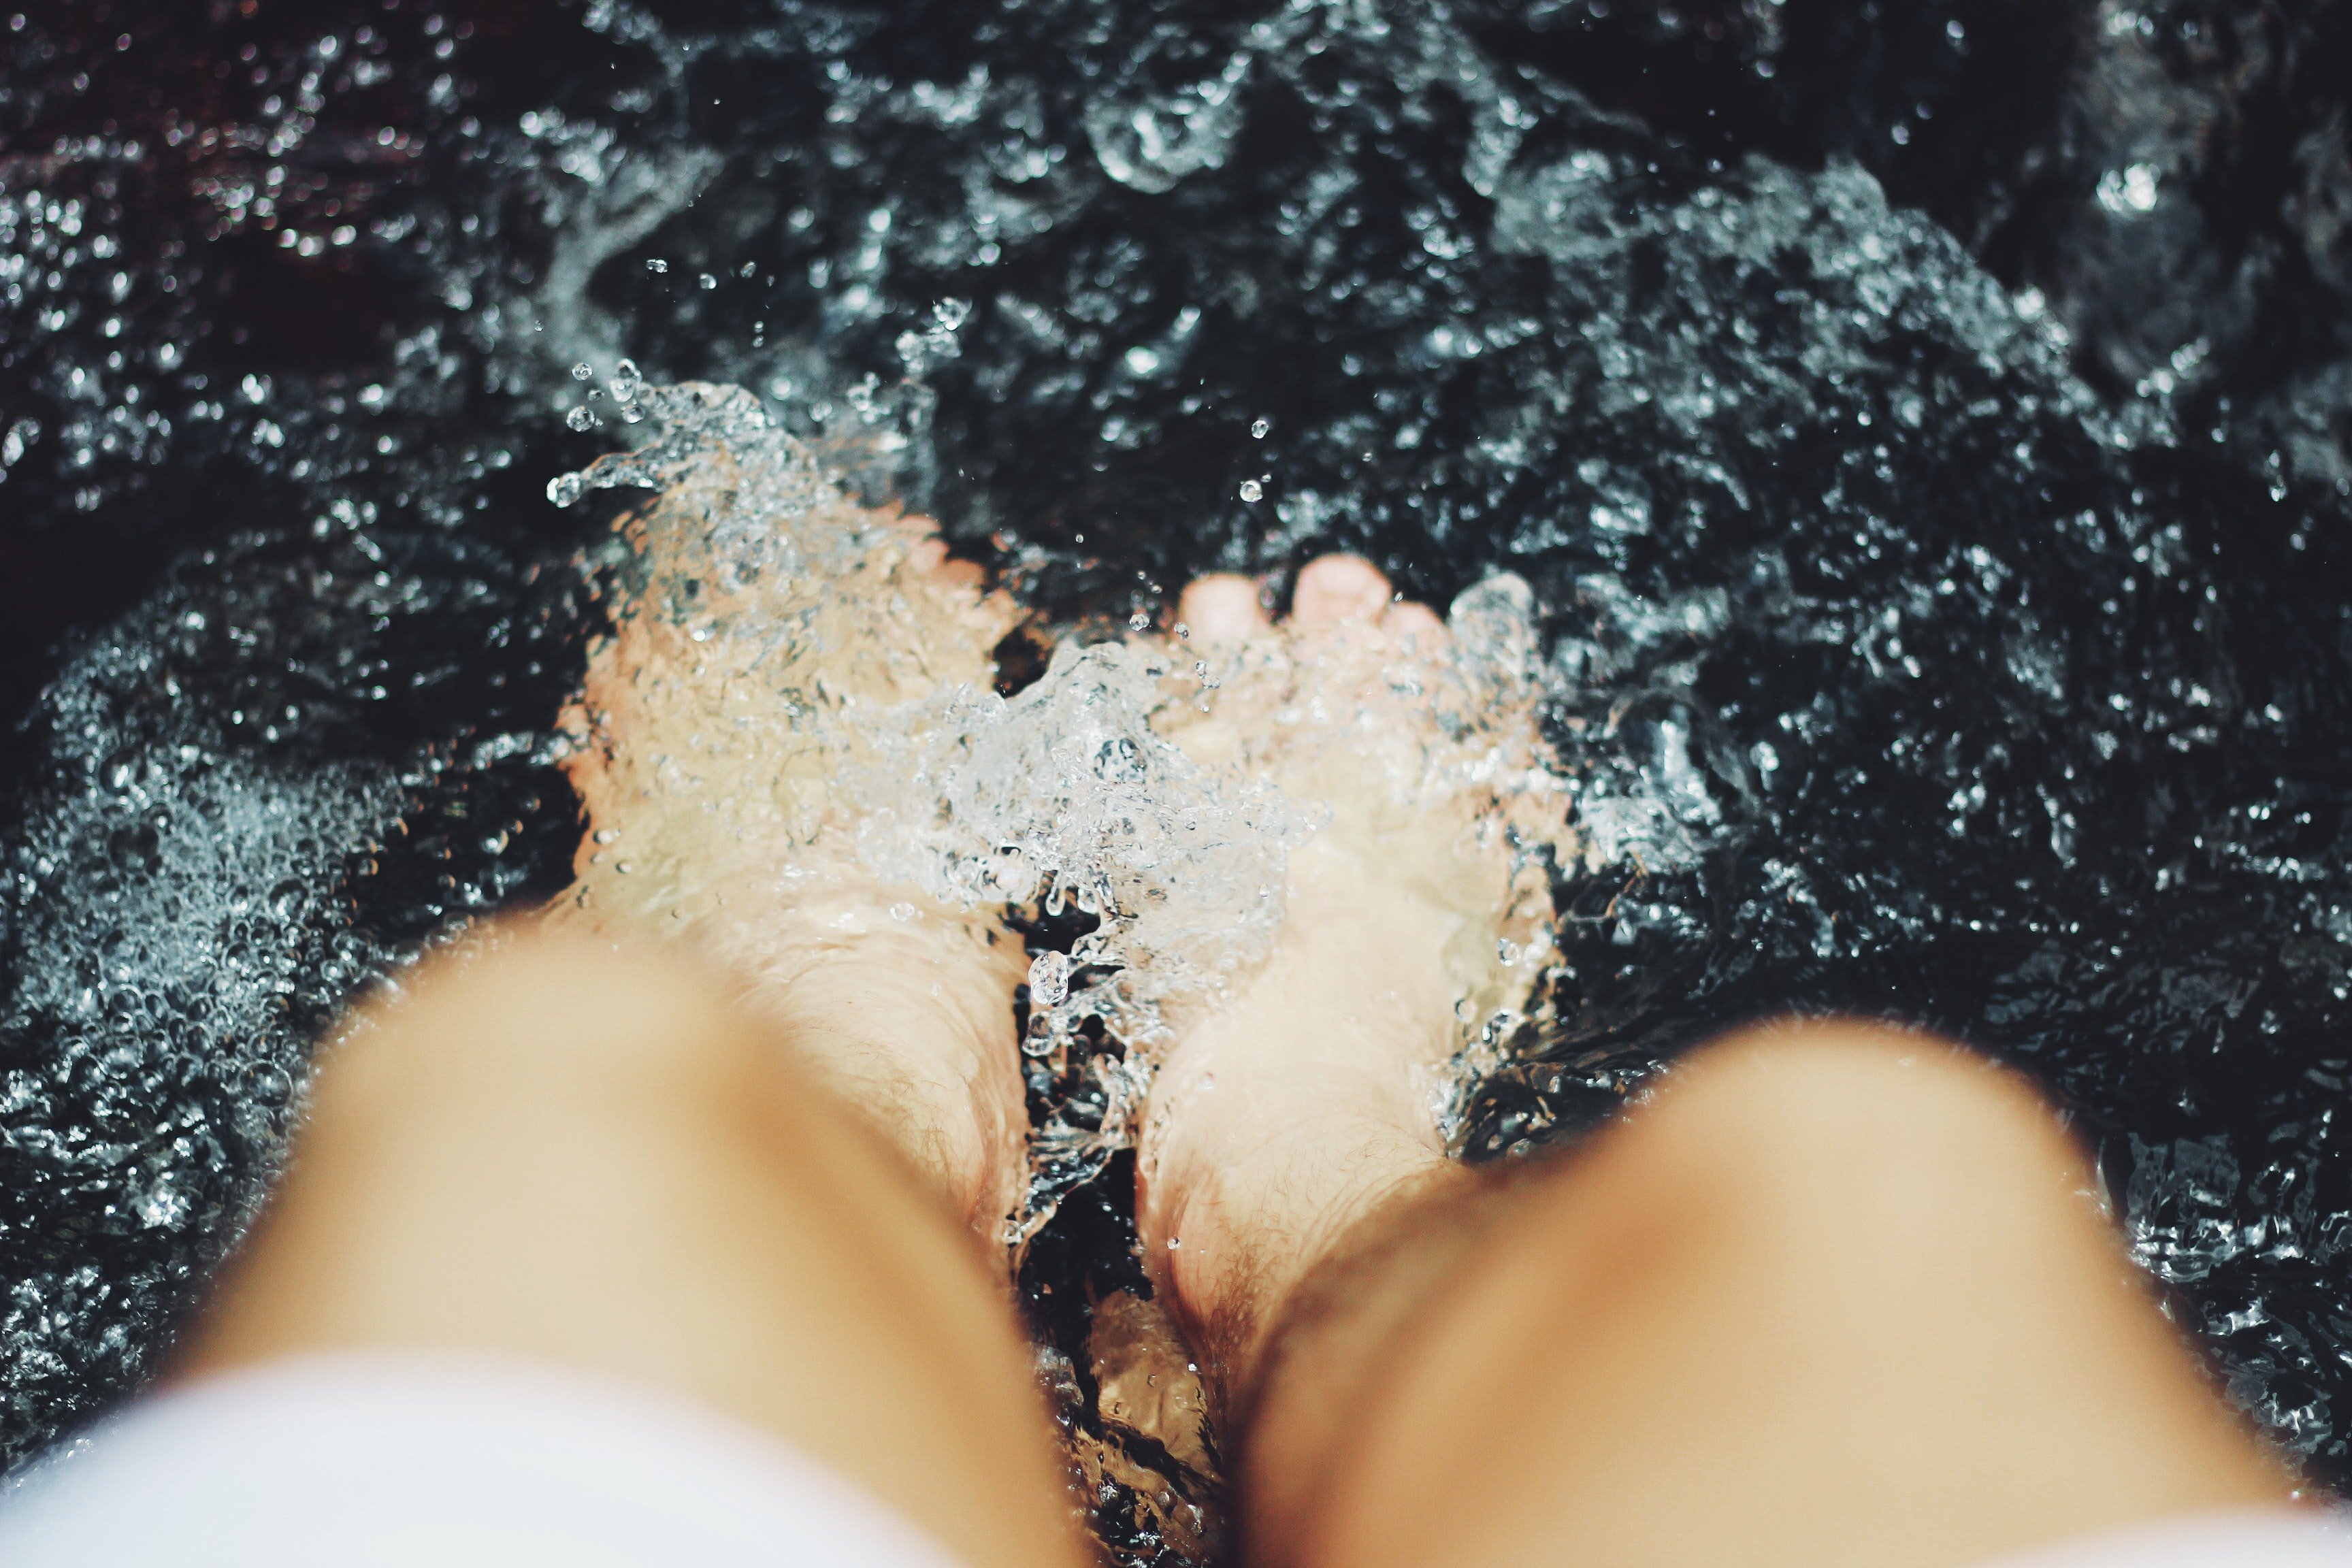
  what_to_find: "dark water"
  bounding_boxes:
[4,0,2352,1559]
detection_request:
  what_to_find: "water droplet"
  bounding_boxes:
[566,406,600,431]
[545,472,585,506]
[610,358,642,400]
[698,272,718,291]
[1250,417,1270,438]
[646,257,670,273]
[1128,610,1151,632]
[570,361,593,381]
[1238,478,1263,502]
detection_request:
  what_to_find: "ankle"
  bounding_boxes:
[1136,864,1470,1381]
[1142,1102,1454,1389]
[749,913,1029,1239]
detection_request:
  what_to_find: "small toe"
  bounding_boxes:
[903,534,985,589]
[1177,574,1271,640]
[1292,555,1392,625]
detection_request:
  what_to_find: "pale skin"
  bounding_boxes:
[176,508,2297,1568]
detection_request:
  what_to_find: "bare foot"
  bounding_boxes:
[1137,555,1565,1390]
[555,475,1031,1240]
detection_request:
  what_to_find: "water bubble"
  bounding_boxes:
[2095,163,2163,216]
[135,1179,189,1230]
[1085,50,1253,194]
[1238,477,1263,502]
[1029,950,1073,1008]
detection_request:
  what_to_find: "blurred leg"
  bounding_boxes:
[1143,559,2287,1568]
[1240,1022,2293,1568]
[176,924,1087,1568]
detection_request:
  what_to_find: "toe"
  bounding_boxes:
[902,534,986,590]
[1177,574,1271,640]
[1380,599,1447,648]
[1292,555,1392,625]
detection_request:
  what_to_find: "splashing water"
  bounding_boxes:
[546,384,1303,1235]
[10,1,2352,1552]
[545,380,1579,1238]
[858,636,1314,1233]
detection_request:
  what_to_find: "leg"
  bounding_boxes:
[178,485,1085,1568]
[176,927,1088,1568]
[1139,558,2292,1568]
[1238,1022,2291,1568]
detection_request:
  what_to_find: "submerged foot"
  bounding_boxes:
[1137,555,1566,1388]
[556,482,1031,1239]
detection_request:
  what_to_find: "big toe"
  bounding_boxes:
[1177,574,1271,640]
[1292,554,1393,625]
